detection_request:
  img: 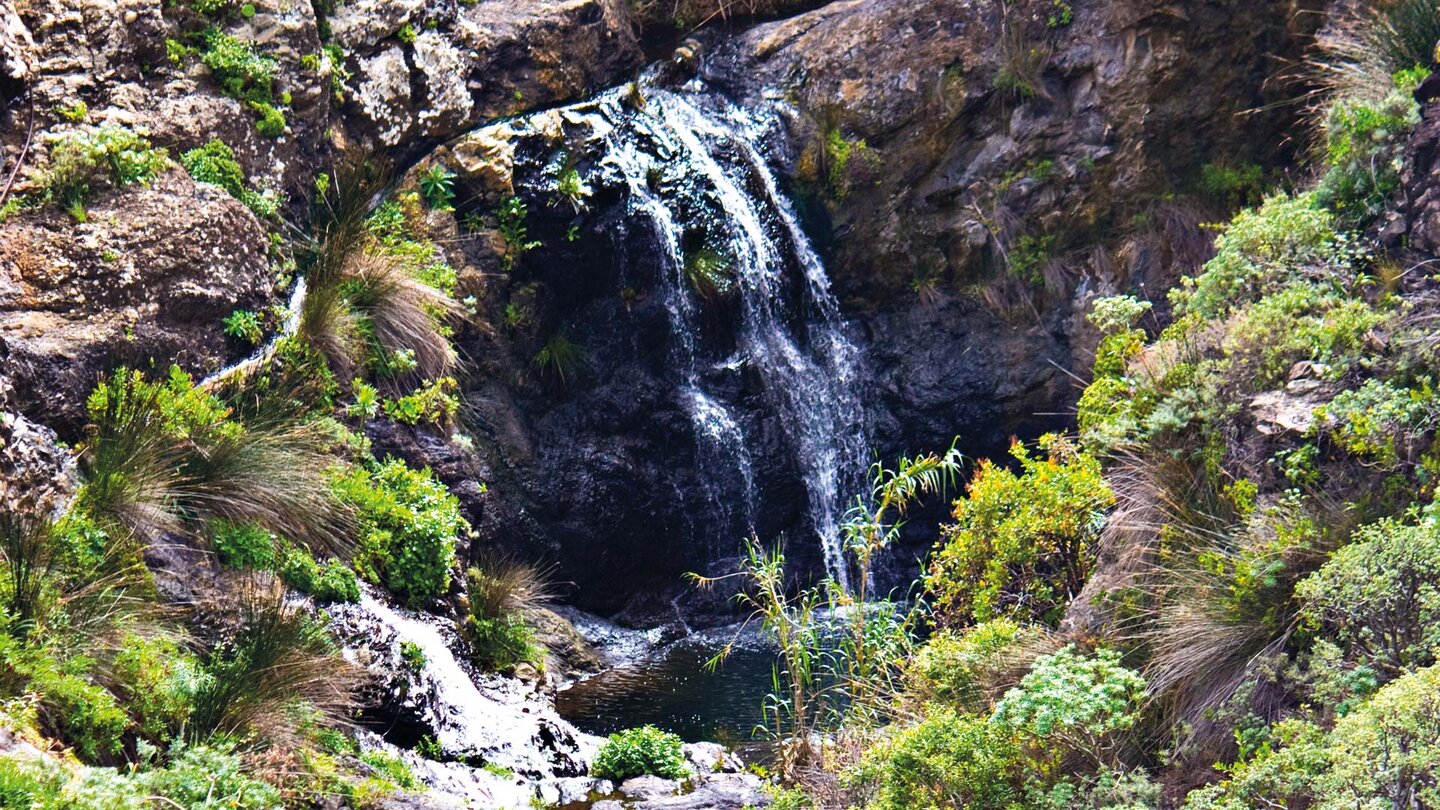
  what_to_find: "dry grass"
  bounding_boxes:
[189,578,360,748]
[465,553,556,621]
[344,251,462,387]
[77,374,352,558]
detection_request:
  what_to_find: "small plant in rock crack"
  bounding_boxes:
[399,640,427,672]
[555,163,589,212]
[417,163,456,210]
[496,196,540,270]
[222,309,264,344]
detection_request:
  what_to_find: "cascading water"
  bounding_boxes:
[577,82,869,589]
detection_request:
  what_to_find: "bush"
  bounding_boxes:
[111,633,202,742]
[846,706,1023,810]
[199,29,277,104]
[928,435,1113,626]
[1295,509,1440,676]
[1316,85,1420,227]
[13,647,130,762]
[209,519,278,570]
[334,458,464,606]
[1184,664,1440,809]
[42,126,169,213]
[277,546,361,603]
[383,377,459,427]
[591,725,690,782]
[140,743,284,809]
[992,646,1146,768]
[905,619,1050,712]
[464,614,539,672]
[1168,193,1340,319]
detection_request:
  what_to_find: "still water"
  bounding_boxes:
[555,628,781,752]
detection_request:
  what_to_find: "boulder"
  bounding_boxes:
[0,170,272,433]
[336,0,642,147]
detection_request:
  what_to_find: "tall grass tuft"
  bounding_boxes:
[189,581,359,748]
[76,368,352,557]
[344,251,461,385]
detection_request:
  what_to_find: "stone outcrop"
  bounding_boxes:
[0,169,273,433]
[334,0,643,148]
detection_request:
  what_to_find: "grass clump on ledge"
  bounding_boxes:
[591,725,690,782]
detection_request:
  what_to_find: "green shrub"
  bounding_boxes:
[383,377,459,427]
[1316,86,1419,227]
[333,458,464,606]
[249,102,286,138]
[1314,378,1439,468]
[1185,664,1440,809]
[992,646,1146,767]
[42,126,169,212]
[905,619,1048,712]
[181,139,279,219]
[209,519,278,570]
[846,706,1023,810]
[111,633,203,742]
[417,163,455,210]
[1168,193,1341,319]
[464,614,539,672]
[221,309,265,344]
[199,29,277,104]
[359,750,419,790]
[591,725,690,781]
[927,434,1113,626]
[1295,509,1440,676]
[14,648,129,761]
[0,758,63,809]
[141,743,284,809]
[277,546,361,603]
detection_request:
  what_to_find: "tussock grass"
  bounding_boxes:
[189,580,360,748]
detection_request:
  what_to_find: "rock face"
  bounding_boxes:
[398,0,1324,614]
[0,170,273,433]
[334,0,643,149]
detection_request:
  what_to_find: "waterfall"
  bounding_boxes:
[580,83,869,589]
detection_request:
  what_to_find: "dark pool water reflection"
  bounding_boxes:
[555,630,781,752]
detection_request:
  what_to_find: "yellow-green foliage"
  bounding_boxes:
[904,619,1049,712]
[927,434,1113,626]
[1185,664,1440,810]
[333,458,464,606]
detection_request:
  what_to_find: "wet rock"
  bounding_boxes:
[329,589,597,780]
[0,170,272,434]
[622,775,683,800]
[0,400,76,509]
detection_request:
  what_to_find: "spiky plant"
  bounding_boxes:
[683,247,736,302]
[532,332,586,389]
[188,581,359,747]
[343,251,461,386]
[1307,0,1440,120]
[76,367,352,558]
[465,554,556,621]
